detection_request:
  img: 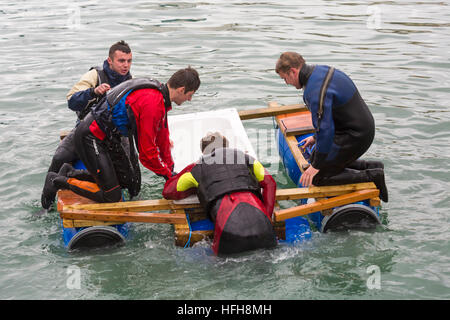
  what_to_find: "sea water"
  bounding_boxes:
[0,0,449,300]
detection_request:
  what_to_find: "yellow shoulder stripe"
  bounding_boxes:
[176,172,199,191]
[253,160,265,182]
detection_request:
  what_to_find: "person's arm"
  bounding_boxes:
[66,69,99,112]
[133,91,173,179]
[155,122,175,174]
[299,97,333,187]
[251,160,276,216]
[162,163,198,200]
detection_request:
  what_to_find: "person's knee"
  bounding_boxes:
[103,187,123,203]
[49,148,75,173]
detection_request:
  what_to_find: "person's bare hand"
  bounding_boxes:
[299,135,315,151]
[299,165,319,187]
[94,83,111,96]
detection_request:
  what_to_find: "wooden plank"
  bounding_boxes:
[63,219,119,228]
[57,190,97,212]
[275,110,315,174]
[284,135,310,173]
[277,111,315,136]
[274,189,380,222]
[173,209,190,247]
[369,197,381,207]
[238,103,308,120]
[60,209,188,224]
[71,220,119,227]
[274,109,313,173]
[61,183,378,213]
[172,209,214,247]
[276,182,377,200]
[62,198,201,212]
[62,219,75,228]
[175,228,213,247]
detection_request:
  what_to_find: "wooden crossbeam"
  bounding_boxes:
[60,209,187,224]
[173,209,213,247]
[285,135,310,173]
[275,182,377,200]
[61,183,377,213]
[274,110,313,173]
[62,219,118,228]
[238,103,308,120]
[61,183,378,213]
[62,198,201,212]
[277,111,315,137]
[274,189,379,222]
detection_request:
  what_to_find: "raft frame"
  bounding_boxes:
[56,102,381,248]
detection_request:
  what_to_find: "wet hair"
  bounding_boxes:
[275,52,305,74]
[200,132,229,154]
[168,66,201,93]
[109,40,131,59]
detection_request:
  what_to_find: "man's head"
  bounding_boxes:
[167,67,201,105]
[200,132,229,154]
[275,52,305,89]
[107,40,132,76]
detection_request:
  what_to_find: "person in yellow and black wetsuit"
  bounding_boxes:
[162,132,277,256]
[276,52,388,202]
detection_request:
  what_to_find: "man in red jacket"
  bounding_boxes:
[163,132,277,256]
[46,68,200,204]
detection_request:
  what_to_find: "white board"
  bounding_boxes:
[168,108,257,172]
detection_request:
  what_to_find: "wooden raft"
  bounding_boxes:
[58,182,379,246]
[57,102,381,247]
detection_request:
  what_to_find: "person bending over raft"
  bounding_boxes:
[162,132,277,256]
[275,52,388,202]
[44,67,200,204]
[41,40,134,209]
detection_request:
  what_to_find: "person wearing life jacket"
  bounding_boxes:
[67,40,133,120]
[41,41,133,209]
[162,132,277,256]
[45,67,200,204]
[275,52,388,202]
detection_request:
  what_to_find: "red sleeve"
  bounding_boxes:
[259,169,276,216]
[162,163,197,200]
[128,89,172,179]
[156,124,174,172]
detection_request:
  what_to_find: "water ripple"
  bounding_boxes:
[0,0,449,300]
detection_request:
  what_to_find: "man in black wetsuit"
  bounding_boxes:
[275,52,388,202]
[41,41,134,209]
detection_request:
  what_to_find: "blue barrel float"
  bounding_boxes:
[61,160,130,251]
[276,125,381,233]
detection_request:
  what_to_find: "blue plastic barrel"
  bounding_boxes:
[61,159,130,251]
